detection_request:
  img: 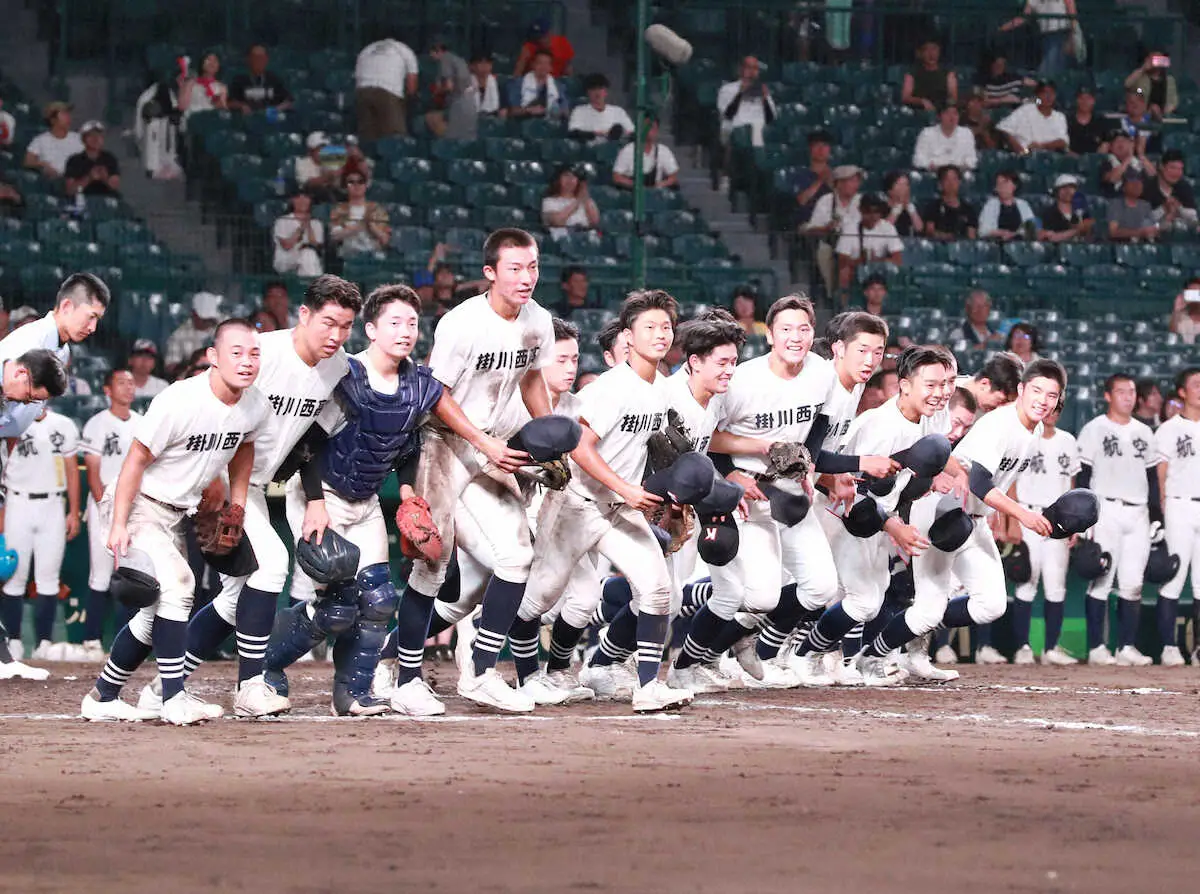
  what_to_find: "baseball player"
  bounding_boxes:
[79,368,140,660]
[1076,373,1160,667]
[170,275,361,718]
[80,319,269,724]
[1151,366,1200,667]
[855,360,1065,676]
[3,406,81,660]
[1010,402,1079,666]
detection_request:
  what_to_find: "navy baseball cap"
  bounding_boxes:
[697,513,739,566]
[695,477,743,515]
[644,452,717,506]
[1042,488,1099,539]
[760,482,811,527]
[892,434,952,479]
[842,495,888,538]
[508,416,582,462]
[928,494,974,552]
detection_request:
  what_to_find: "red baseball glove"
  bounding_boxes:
[194,502,245,556]
[396,496,442,562]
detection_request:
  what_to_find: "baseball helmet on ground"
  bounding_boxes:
[295,529,361,584]
[0,534,16,583]
[111,548,161,609]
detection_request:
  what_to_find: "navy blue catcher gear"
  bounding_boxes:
[333,563,401,700]
[296,528,361,585]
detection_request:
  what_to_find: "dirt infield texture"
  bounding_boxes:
[3,661,1198,893]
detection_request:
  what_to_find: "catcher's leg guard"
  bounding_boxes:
[263,602,325,696]
[334,564,399,699]
[312,578,361,637]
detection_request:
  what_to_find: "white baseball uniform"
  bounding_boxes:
[1077,414,1156,602]
[905,402,1042,634]
[0,311,71,438]
[1153,414,1200,601]
[80,408,140,591]
[1013,428,1078,605]
[2,411,79,596]
[408,293,555,595]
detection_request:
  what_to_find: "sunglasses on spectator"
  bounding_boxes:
[346,177,366,185]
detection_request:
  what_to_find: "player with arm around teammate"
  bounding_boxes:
[80,320,269,724]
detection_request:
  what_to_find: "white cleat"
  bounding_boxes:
[81,689,159,721]
[702,659,740,690]
[934,644,958,665]
[631,678,693,712]
[731,637,766,681]
[975,645,1009,665]
[0,659,50,681]
[544,669,596,702]
[898,646,960,682]
[161,690,217,725]
[1115,645,1153,667]
[1013,644,1036,666]
[389,677,446,716]
[32,640,76,661]
[233,674,291,718]
[1087,645,1117,666]
[825,651,865,686]
[457,667,535,713]
[137,677,163,713]
[519,670,572,706]
[855,652,903,687]
[578,663,636,700]
[1040,645,1078,666]
[372,659,397,699]
[793,651,835,687]
[7,641,23,661]
[1161,645,1186,667]
[80,640,106,662]
[667,664,722,694]
[741,660,800,689]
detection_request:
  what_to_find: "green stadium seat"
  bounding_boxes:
[37,218,93,244]
[1002,241,1055,268]
[1059,243,1111,267]
[520,119,566,141]
[18,263,65,304]
[425,205,474,229]
[430,139,486,162]
[481,206,534,229]
[1081,263,1133,291]
[643,190,684,213]
[502,160,548,185]
[446,158,495,186]
[390,226,435,256]
[947,241,999,267]
[558,230,608,258]
[600,208,635,233]
[204,129,251,159]
[0,238,45,266]
[651,209,705,236]
[484,137,538,162]
[1113,242,1169,268]
[442,227,488,252]
[376,136,425,163]
[1169,245,1200,269]
[463,182,510,208]
[22,194,62,220]
[53,241,103,268]
[389,157,435,182]
[380,203,419,225]
[671,234,727,263]
[902,238,942,267]
[410,181,462,207]
[95,219,151,245]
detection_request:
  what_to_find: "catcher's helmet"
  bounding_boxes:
[111,548,161,609]
[1145,540,1181,585]
[1069,539,1111,581]
[1000,541,1032,584]
[295,529,361,584]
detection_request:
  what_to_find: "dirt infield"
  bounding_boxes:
[3,661,1199,893]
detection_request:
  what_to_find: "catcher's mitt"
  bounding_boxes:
[194,502,245,556]
[517,457,571,491]
[762,441,813,482]
[396,496,443,562]
[646,502,695,554]
[646,408,695,472]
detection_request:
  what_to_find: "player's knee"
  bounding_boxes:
[841,588,883,624]
[313,578,360,636]
[246,535,291,592]
[156,584,193,624]
[559,596,598,630]
[1013,585,1036,604]
[905,600,945,636]
[633,584,671,616]
[1043,588,1067,604]
[433,597,471,626]
[491,542,534,584]
[967,585,1008,625]
[743,583,781,615]
[356,563,398,623]
[129,607,155,645]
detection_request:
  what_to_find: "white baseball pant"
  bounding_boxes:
[706,499,781,619]
[117,494,195,626]
[1013,520,1069,606]
[1159,497,1200,601]
[822,512,892,623]
[1087,499,1150,603]
[211,485,292,625]
[86,495,113,591]
[2,491,67,597]
[283,479,389,603]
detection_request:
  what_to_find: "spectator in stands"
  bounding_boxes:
[251,309,278,332]
[1125,52,1177,120]
[884,171,923,237]
[567,74,633,145]
[9,305,38,330]
[901,39,957,111]
[273,192,325,277]
[836,193,903,292]
[1005,322,1040,363]
[0,92,14,146]
[730,286,767,336]
[294,132,338,203]
[861,274,888,317]
[804,164,862,296]
[611,117,679,190]
[165,291,222,374]
[979,170,1034,241]
[511,49,568,119]
[468,52,503,118]
[127,339,168,398]
[717,56,778,151]
[1169,276,1200,344]
[1038,174,1092,242]
[556,266,594,317]
[792,130,834,228]
[177,347,212,381]
[1107,170,1158,243]
[912,102,978,172]
[924,164,978,241]
[354,38,417,139]
[998,80,1068,154]
[24,101,83,180]
[542,165,600,240]
[1067,86,1109,155]
[956,289,1001,347]
[227,46,292,115]
[262,280,295,328]
[427,38,477,140]
[1144,150,1197,234]
[176,52,228,121]
[999,0,1078,76]
[962,91,999,150]
[341,136,375,183]
[0,171,22,217]
[1098,130,1153,198]
[64,121,120,198]
[331,171,390,257]
[514,17,574,78]
[977,51,1032,108]
[1134,379,1163,429]
[1117,88,1158,155]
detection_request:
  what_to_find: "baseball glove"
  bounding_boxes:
[647,502,696,554]
[517,457,571,491]
[396,496,443,562]
[646,408,695,472]
[762,441,813,482]
[194,502,245,556]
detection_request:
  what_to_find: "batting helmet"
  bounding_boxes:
[1069,539,1111,581]
[295,529,361,584]
[111,548,161,609]
[1000,541,1032,584]
[0,534,16,583]
[1145,541,1181,585]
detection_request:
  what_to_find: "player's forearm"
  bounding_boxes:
[710,431,771,458]
[65,459,81,516]
[112,444,152,527]
[84,456,103,502]
[520,367,552,419]
[571,427,630,498]
[226,442,255,506]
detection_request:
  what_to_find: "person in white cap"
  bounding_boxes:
[165,291,223,374]
[24,102,83,180]
[1039,174,1093,242]
[64,121,120,197]
[127,339,168,397]
[803,165,863,297]
[294,131,339,201]
[272,192,325,277]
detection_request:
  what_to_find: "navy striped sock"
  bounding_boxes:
[1117,598,1140,649]
[84,589,110,642]
[1085,596,1107,649]
[547,616,584,672]
[508,616,541,684]
[1011,600,1033,648]
[591,576,632,626]
[590,608,636,666]
[235,586,279,683]
[1156,596,1177,651]
[394,587,435,685]
[94,623,153,701]
[942,596,974,629]
[842,622,864,656]
[798,603,856,656]
[153,617,188,700]
[708,615,759,657]
[635,613,669,687]
[380,627,399,660]
[472,576,526,677]
[679,579,712,618]
[674,604,725,670]
[0,595,21,645]
[183,602,234,679]
[863,612,916,658]
[1044,601,1065,650]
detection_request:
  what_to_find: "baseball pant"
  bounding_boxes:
[706,499,782,619]
[1159,497,1200,601]
[2,491,67,597]
[355,87,407,140]
[211,485,291,625]
[827,521,892,623]
[284,480,389,603]
[1013,523,1069,606]
[86,495,114,592]
[119,494,195,624]
[1087,500,1150,604]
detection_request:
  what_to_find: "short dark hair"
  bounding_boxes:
[694,307,738,325]
[57,272,110,309]
[1175,366,1200,397]
[951,385,978,414]
[996,169,1021,190]
[937,164,963,182]
[16,349,67,397]
[977,352,1023,398]
[882,170,907,193]
[807,129,833,146]
[810,338,833,360]
[1162,149,1186,167]
[619,289,678,331]
[552,317,580,342]
[363,283,421,324]
[561,265,587,284]
[263,279,288,296]
[483,227,537,269]
[677,319,745,368]
[1103,372,1135,394]
[598,319,623,355]
[303,274,363,314]
[582,73,609,91]
[865,369,898,391]
[1005,321,1040,355]
[1023,358,1066,392]
[837,311,889,344]
[824,311,851,342]
[1135,378,1161,403]
[533,48,553,60]
[862,273,888,290]
[897,345,953,381]
[104,365,132,388]
[213,317,257,347]
[765,293,815,329]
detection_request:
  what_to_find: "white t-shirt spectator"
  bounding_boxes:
[835,218,904,261]
[542,195,591,241]
[165,319,216,370]
[186,79,227,116]
[470,74,501,115]
[1028,0,1071,32]
[0,110,15,147]
[912,123,978,170]
[568,103,634,144]
[355,39,419,98]
[294,155,321,186]
[613,142,679,186]
[135,375,169,398]
[273,213,325,278]
[997,103,1069,150]
[26,130,84,176]
[716,81,778,138]
[806,192,862,232]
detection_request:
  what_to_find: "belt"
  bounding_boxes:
[142,493,188,513]
[10,490,64,500]
[1102,497,1145,508]
[1168,496,1200,503]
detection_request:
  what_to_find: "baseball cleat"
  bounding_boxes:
[1013,645,1036,666]
[80,640,106,662]
[855,652,903,687]
[137,677,163,713]
[1040,645,1078,666]
[544,669,595,702]
[81,689,159,721]
[457,667,535,713]
[233,674,291,717]
[1160,645,1186,667]
[631,679,693,712]
[390,677,446,716]
[741,660,800,689]
[792,651,835,687]
[1087,645,1117,666]
[731,637,766,681]
[934,644,958,665]
[32,640,90,662]
[0,659,50,681]
[578,663,636,700]
[975,645,1008,665]
[161,691,217,725]
[332,687,391,717]
[825,651,865,686]
[453,611,479,677]
[667,664,722,694]
[372,658,397,699]
[1115,645,1153,667]
[898,646,959,682]
[519,670,572,706]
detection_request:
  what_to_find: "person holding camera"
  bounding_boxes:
[273,192,325,277]
[717,56,777,148]
[541,166,600,241]
[567,74,633,145]
[1125,51,1177,120]
[611,118,679,191]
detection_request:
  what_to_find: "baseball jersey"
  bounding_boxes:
[844,396,940,513]
[1154,414,1200,499]
[569,362,667,503]
[249,328,349,487]
[1076,414,1156,504]
[3,410,79,494]
[0,312,71,438]
[428,293,556,440]
[134,373,270,510]
[1015,429,1079,508]
[716,353,837,476]
[663,368,724,455]
[80,408,141,489]
[950,401,1043,517]
[822,374,866,453]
